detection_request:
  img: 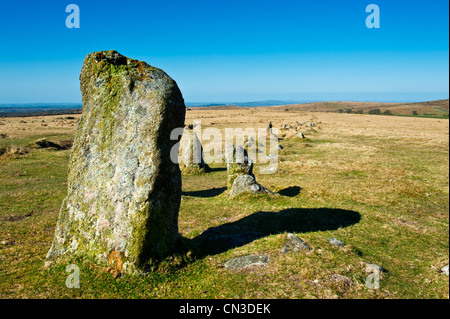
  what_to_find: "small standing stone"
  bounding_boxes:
[226,144,253,190]
[226,144,273,198]
[181,131,209,172]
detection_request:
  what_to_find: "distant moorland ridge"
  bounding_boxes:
[0,103,82,117]
[193,99,449,118]
[0,99,448,117]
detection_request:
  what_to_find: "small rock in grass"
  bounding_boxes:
[224,254,269,270]
[331,274,353,287]
[328,238,345,247]
[281,233,312,253]
[365,263,384,274]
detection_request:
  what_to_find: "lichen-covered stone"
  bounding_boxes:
[226,145,254,191]
[46,50,186,274]
[226,144,273,198]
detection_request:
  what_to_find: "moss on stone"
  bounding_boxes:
[46,50,186,275]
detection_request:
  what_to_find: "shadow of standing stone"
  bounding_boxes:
[192,208,361,258]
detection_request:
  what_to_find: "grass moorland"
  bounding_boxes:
[268,99,449,118]
[0,108,448,299]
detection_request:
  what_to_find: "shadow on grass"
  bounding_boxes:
[182,187,227,198]
[207,167,227,172]
[190,208,361,257]
[278,186,302,197]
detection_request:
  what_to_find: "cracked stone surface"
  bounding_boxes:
[46,50,186,274]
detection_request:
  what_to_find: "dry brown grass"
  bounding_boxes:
[0,115,80,140]
[185,107,449,144]
[264,99,449,116]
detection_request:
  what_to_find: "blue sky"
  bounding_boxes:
[0,0,448,103]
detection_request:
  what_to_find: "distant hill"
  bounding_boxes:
[0,103,82,117]
[186,100,309,107]
[408,99,449,111]
[2,99,448,118]
[266,99,449,117]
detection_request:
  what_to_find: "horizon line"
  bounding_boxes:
[1,97,449,107]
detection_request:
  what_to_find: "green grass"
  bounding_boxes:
[0,123,448,299]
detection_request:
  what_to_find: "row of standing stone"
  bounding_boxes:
[46,51,276,275]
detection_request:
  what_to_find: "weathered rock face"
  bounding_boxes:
[46,50,186,274]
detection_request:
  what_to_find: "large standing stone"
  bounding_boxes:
[46,50,186,274]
